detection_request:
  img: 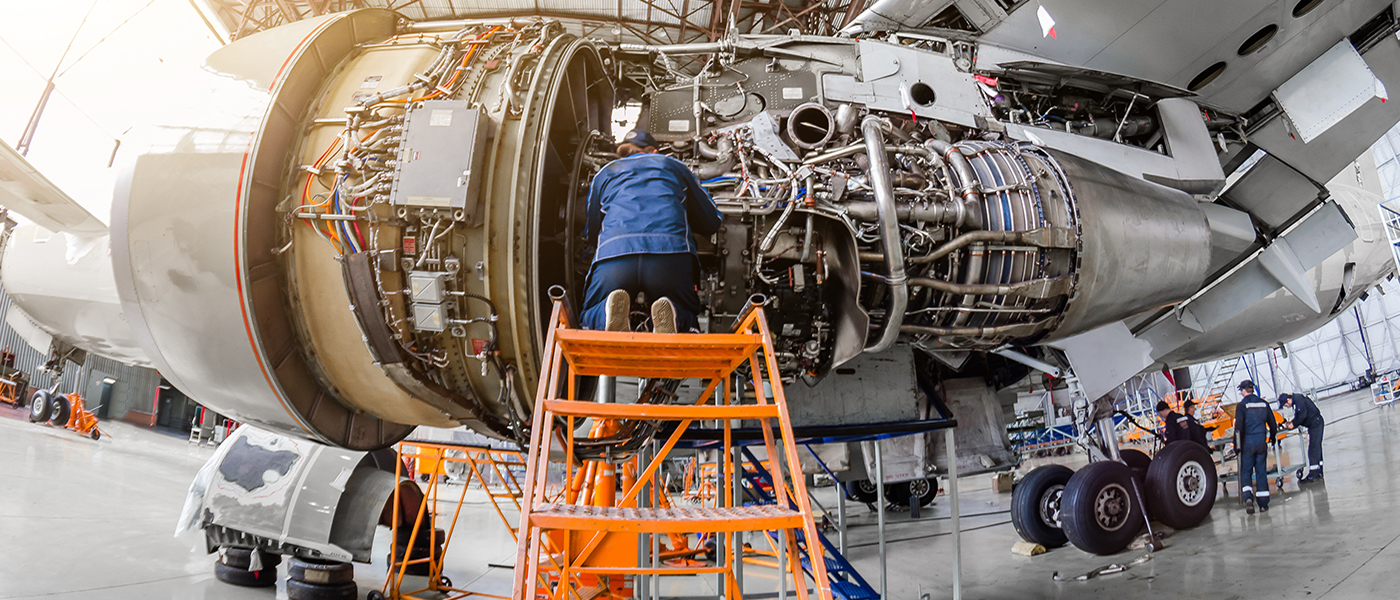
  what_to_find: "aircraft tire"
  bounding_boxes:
[214,561,277,587]
[287,579,357,600]
[1010,464,1073,547]
[1145,441,1217,529]
[1120,449,1151,480]
[906,477,938,507]
[846,479,880,504]
[49,397,70,427]
[289,557,354,585]
[28,390,50,422]
[1061,461,1144,555]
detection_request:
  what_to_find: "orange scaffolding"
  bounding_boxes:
[511,298,834,600]
[380,441,529,600]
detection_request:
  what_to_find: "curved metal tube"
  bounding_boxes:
[694,137,736,179]
[899,321,1049,338]
[910,230,1039,264]
[758,185,800,253]
[925,140,983,229]
[861,116,907,353]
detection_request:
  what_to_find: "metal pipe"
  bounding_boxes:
[842,201,958,223]
[801,142,865,165]
[908,227,1074,264]
[1098,415,1122,461]
[946,427,961,600]
[694,137,736,179]
[733,443,744,598]
[906,276,1069,298]
[759,186,800,254]
[836,480,847,555]
[874,440,886,597]
[924,139,983,223]
[899,321,1050,338]
[861,117,907,353]
[991,347,1063,378]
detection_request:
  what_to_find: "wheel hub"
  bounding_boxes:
[909,478,931,498]
[1094,483,1131,531]
[1177,460,1207,506]
[1039,484,1066,528]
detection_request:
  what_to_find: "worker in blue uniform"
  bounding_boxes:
[1279,393,1325,483]
[1233,380,1279,514]
[581,130,723,333]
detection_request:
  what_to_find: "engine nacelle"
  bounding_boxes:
[112,10,1221,449]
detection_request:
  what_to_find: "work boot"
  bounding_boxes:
[605,289,630,332]
[1260,503,1270,513]
[1243,493,1256,515]
[651,297,676,334]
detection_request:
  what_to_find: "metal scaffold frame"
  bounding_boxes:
[511,296,834,600]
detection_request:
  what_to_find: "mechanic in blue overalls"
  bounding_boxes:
[1234,379,1279,514]
[1278,393,1326,483]
[581,130,723,334]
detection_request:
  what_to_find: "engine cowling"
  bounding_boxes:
[113,10,1221,449]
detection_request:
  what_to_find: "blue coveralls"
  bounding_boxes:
[1234,394,1279,508]
[580,153,723,332]
[1289,394,1325,477]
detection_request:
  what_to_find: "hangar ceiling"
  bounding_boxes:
[198,0,868,46]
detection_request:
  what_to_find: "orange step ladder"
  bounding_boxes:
[511,297,834,600]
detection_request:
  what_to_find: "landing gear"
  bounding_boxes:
[28,389,50,422]
[1010,465,1073,547]
[846,479,880,504]
[1060,461,1145,555]
[1144,441,1217,529]
[885,478,938,508]
[1120,449,1151,479]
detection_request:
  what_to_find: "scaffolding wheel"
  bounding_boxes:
[90,429,100,441]
[366,591,385,600]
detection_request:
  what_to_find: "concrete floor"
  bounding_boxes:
[1,388,1397,599]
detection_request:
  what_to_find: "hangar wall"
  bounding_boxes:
[0,284,163,424]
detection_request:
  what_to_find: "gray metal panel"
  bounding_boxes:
[823,40,989,128]
[1273,40,1385,143]
[1252,35,1400,183]
[391,101,490,213]
[785,348,920,427]
[1222,154,1323,228]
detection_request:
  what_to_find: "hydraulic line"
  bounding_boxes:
[861,116,907,353]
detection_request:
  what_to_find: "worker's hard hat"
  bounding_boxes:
[1238,379,1255,390]
[623,129,658,148]
[1155,400,1170,412]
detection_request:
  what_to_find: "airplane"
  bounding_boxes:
[1,0,1397,566]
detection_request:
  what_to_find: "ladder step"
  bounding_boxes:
[554,330,763,378]
[832,580,881,600]
[544,400,780,420]
[529,503,804,533]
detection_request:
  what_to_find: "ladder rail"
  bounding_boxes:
[513,300,833,600]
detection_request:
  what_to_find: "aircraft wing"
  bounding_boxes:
[0,139,107,236]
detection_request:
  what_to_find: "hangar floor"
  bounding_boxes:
[0,388,1396,600]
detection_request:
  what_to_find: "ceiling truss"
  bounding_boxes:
[199,0,867,46]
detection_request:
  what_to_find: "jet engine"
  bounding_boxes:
[112,10,1226,449]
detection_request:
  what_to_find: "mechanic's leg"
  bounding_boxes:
[1252,452,1271,510]
[1309,422,1325,478]
[1238,450,1251,505]
[638,254,702,332]
[580,256,643,330]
